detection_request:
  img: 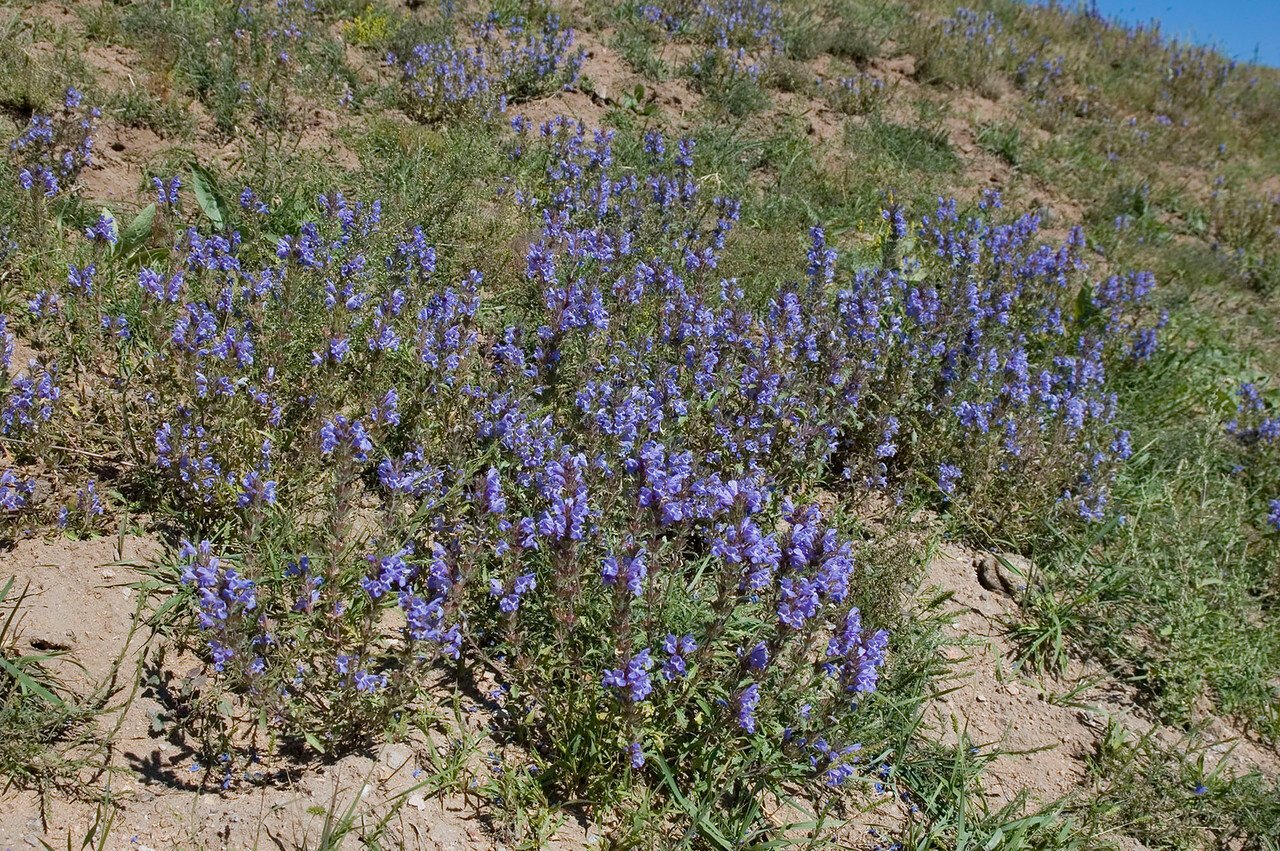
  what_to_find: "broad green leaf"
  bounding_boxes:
[190,164,225,230]
[118,202,157,257]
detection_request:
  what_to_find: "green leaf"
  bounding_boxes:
[117,203,157,257]
[0,654,65,707]
[190,164,225,230]
[1074,281,1098,326]
[651,752,733,849]
[304,731,327,754]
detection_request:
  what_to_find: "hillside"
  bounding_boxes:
[0,1,1277,848]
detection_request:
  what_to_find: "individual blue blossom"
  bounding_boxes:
[661,633,696,680]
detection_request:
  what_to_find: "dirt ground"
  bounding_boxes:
[2,533,1275,849]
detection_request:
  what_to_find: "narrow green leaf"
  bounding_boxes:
[0,654,65,707]
[304,730,327,754]
[651,752,733,849]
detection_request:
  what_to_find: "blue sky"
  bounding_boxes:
[1084,0,1280,66]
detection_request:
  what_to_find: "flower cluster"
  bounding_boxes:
[10,87,99,199]
[819,71,889,116]
[639,0,783,96]
[393,13,583,122]
[179,540,260,672]
[0,469,34,514]
[640,0,783,52]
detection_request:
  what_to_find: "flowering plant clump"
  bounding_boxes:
[636,0,782,105]
[392,12,584,123]
[639,0,784,53]
[819,71,889,116]
[9,87,99,201]
[5,82,1160,825]
[125,0,346,136]
[1,300,67,536]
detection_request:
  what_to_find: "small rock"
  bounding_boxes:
[974,552,1031,598]
[30,478,53,505]
[378,742,413,780]
[975,693,988,703]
